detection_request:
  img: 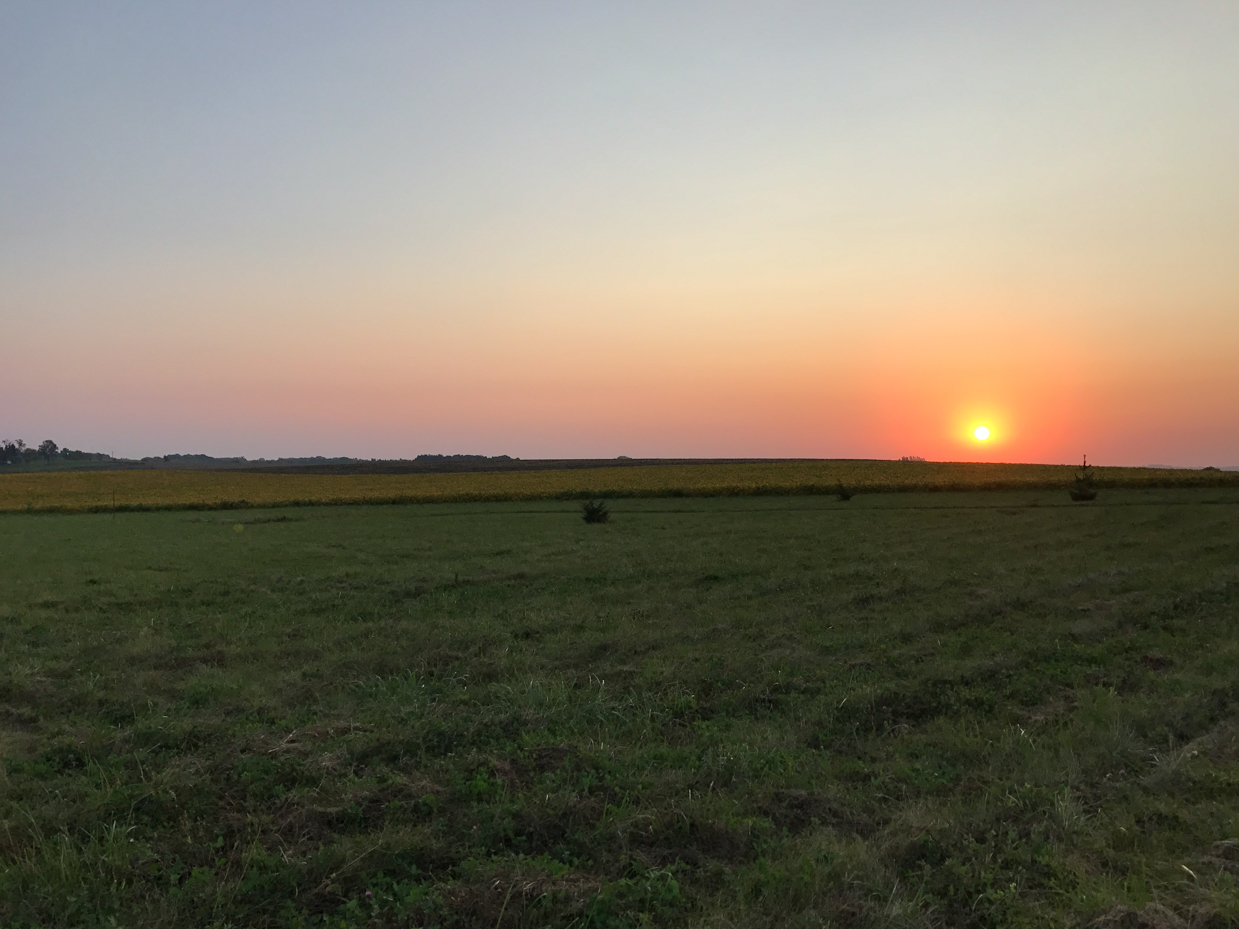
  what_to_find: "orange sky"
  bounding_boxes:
[3,5,1237,465]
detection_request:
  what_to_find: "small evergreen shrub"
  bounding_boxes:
[581,499,610,523]
[1070,455,1097,501]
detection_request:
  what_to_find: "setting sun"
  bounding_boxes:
[974,426,991,441]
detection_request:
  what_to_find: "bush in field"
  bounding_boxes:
[835,483,853,501]
[1070,455,1097,501]
[581,499,610,523]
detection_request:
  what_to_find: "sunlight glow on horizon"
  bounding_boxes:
[2,4,1237,466]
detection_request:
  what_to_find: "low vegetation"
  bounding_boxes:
[3,488,1238,927]
[2,460,1238,514]
[580,500,610,524]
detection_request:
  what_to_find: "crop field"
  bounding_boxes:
[2,460,1237,514]
[3,489,1239,928]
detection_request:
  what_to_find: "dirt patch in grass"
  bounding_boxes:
[1093,903,1191,929]
[762,789,876,835]
[440,867,602,929]
[1141,652,1175,671]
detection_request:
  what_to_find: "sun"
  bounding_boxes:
[973,425,991,441]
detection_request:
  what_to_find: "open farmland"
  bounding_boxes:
[3,488,1239,927]
[2,460,1238,514]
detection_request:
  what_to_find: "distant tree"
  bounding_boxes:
[1069,455,1097,502]
[0,438,108,465]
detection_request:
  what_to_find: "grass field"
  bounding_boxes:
[2,460,1238,514]
[3,489,1239,927]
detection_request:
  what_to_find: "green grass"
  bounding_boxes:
[2,489,1238,928]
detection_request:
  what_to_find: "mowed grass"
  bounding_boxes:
[3,460,1238,514]
[2,489,1239,928]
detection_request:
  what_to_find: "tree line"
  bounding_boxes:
[1,439,109,466]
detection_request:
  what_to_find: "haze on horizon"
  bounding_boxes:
[2,2,1237,467]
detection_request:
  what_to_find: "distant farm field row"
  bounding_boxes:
[2,460,1236,513]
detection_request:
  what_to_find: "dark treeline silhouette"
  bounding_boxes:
[414,454,514,462]
[1,438,110,466]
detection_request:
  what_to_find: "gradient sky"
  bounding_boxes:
[3,2,1237,464]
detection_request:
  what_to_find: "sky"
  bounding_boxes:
[2,2,1237,465]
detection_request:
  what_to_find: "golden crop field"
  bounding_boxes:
[2,460,1236,514]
